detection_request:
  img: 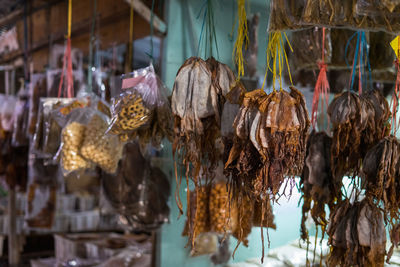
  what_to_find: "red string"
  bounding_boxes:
[311,28,330,130]
[57,37,74,98]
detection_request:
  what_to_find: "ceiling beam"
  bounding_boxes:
[124,0,167,34]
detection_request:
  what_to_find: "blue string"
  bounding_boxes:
[345,31,373,92]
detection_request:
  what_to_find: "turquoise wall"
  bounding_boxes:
[159,0,308,266]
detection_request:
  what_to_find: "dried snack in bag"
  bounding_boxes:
[81,114,123,174]
[60,108,94,174]
[302,0,351,27]
[108,91,151,135]
[268,0,307,32]
[209,182,229,234]
[109,64,172,144]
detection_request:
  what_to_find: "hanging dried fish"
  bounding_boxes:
[300,131,340,242]
[327,199,386,267]
[362,136,400,221]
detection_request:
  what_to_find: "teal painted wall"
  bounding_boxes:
[159,1,309,266]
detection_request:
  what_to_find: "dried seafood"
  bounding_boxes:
[251,86,309,198]
[300,131,340,242]
[172,56,237,212]
[327,199,386,267]
[328,90,389,179]
[362,136,400,220]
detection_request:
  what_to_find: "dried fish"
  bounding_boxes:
[327,199,386,267]
[300,131,340,242]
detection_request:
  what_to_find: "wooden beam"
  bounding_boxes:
[124,0,167,34]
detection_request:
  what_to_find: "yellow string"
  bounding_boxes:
[233,0,248,80]
[262,32,293,91]
[68,0,72,38]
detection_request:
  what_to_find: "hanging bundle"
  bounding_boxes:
[327,199,386,267]
[225,32,309,262]
[171,57,238,217]
[328,31,390,179]
[233,0,248,80]
[58,0,74,98]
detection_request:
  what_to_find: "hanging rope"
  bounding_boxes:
[58,0,74,98]
[195,0,219,59]
[87,0,97,92]
[233,0,248,80]
[126,0,134,72]
[262,31,293,92]
[311,28,330,130]
[149,0,155,62]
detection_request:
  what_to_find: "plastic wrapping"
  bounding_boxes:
[108,64,172,145]
[268,0,308,32]
[191,233,218,257]
[107,91,151,135]
[209,182,229,234]
[12,88,30,146]
[101,142,170,231]
[32,98,87,158]
[289,27,332,72]
[0,95,17,132]
[302,0,353,27]
[26,182,57,228]
[60,108,94,174]
[356,0,400,33]
[81,114,124,174]
[28,74,47,135]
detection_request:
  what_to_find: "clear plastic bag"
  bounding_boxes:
[356,0,400,33]
[107,64,172,142]
[81,113,124,174]
[302,0,353,27]
[28,74,47,136]
[26,182,57,228]
[32,98,85,158]
[0,95,17,132]
[268,0,308,32]
[12,88,30,146]
[100,142,170,231]
[289,27,332,72]
[60,108,94,174]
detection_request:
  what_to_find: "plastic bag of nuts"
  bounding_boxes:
[209,182,230,234]
[60,108,94,174]
[81,114,123,174]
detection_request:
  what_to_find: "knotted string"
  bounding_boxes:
[233,0,248,80]
[311,28,330,130]
[262,32,293,92]
[58,0,74,98]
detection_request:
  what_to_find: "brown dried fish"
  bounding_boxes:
[327,199,386,267]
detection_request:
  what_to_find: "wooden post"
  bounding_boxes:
[8,188,19,267]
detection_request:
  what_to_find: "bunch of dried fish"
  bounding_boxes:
[268,0,308,32]
[300,131,340,242]
[224,89,265,199]
[226,86,309,199]
[327,199,386,267]
[362,136,400,221]
[172,57,237,210]
[251,86,309,198]
[328,90,389,179]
